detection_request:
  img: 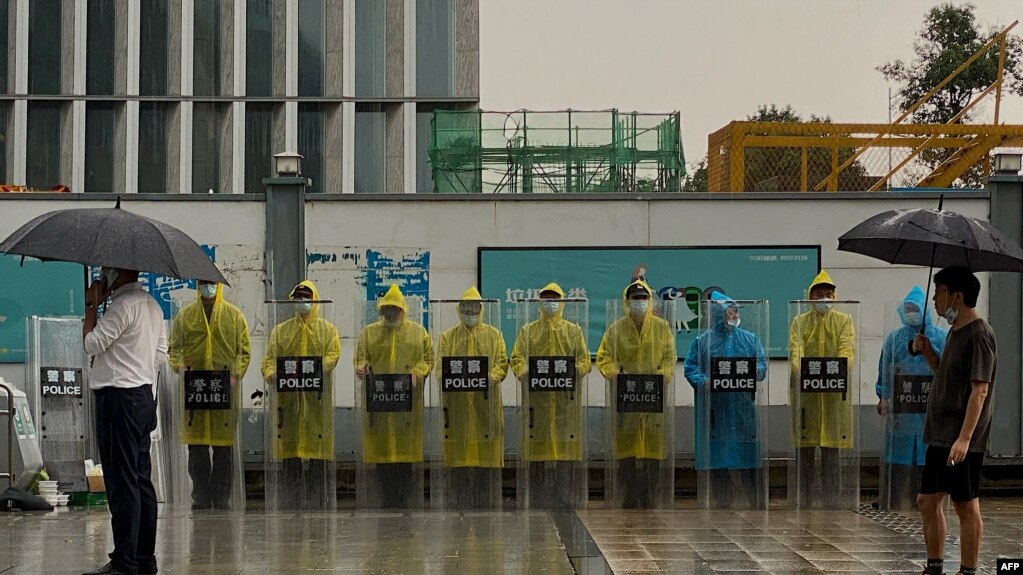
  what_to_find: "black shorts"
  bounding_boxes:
[919,445,983,502]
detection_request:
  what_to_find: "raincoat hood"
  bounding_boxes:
[708,290,740,327]
[539,282,565,319]
[376,284,408,313]
[196,282,223,304]
[459,286,486,323]
[622,279,654,321]
[807,270,838,298]
[289,279,321,319]
[898,285,930,327]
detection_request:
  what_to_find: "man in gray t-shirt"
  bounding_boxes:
[912,267,995,575]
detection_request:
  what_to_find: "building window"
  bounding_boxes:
[246,0,274,97]
[354,0,385,98]
[85,103,117,193]
[194,0,222,97]
[0,0,10,94]
[0,103,8,182]
[298,104,324,193]
[86,0,116,95]
[355,106,385,194]
[416,0,454,97]
[245,103,274,193]
[140,1,170,96]
[416,111,434,193]
[27,102,63,187]
[193,103,226,194]
[298,0,325,97]
[29,0,62,94]
[139,103,170,194]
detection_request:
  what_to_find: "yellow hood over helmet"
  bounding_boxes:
[376,284,408,313]
[539,282,565,319]
[622,279,654,320]
[459,286,486,322]
[289,279,322,319]
[807,270,838,298]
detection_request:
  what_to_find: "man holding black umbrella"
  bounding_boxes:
[912,266,996,575]
[82,267,167,575]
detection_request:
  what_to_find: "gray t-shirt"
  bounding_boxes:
[923,318,997,452]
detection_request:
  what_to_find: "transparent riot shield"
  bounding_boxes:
[787,300,861,510]
[878,298,941,511]
[428,298,506,509]
[690,300,769,509]
[24,316,92,495]
[512,298,590,509]
[167,294,251,512]
[354,298,428,509]
[263,299,339,510]
[601,299,676,509]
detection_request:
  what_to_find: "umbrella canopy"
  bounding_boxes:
[837,208,1023,273]
[0,202,228,284]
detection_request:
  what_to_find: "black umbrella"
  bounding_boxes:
[837,205,1023,273]
[0,199,228,285]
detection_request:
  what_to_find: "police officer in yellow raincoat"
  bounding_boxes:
[260,280,340,508]
[596,279,676,508]
[510,282,591,507]
[789,270,855,507]
[168,281,250,509]
[355,284,433,508]
[435,286,509,508]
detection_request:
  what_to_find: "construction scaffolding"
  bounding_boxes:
[707,20,1023,192]
[429,109,684,193]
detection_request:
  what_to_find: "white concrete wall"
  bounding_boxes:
[0,192,991,418]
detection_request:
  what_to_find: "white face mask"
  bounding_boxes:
[199,284,218,299]
[903,311,922,327]
[940,294,960,325]
[294,300,313,314]
[629,300,649,315]
[542,301,560,315]
[727,318,741,329]
[460,313,479,327]
[813,299,832,314]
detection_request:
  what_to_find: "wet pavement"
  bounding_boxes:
[1,499,1021,574]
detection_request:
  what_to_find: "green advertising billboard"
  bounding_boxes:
[478,246,821,358]
[0,255,84,362]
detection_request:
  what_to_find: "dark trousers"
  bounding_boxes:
[280,458,330,509]
[187,445,234,509]
[375,463,418,508]
[708,468,761,509]
[618,457,662,509]
[95,385,158,575]
[798,446,841,508]
[527,461,583,509]
[446,467,500,509]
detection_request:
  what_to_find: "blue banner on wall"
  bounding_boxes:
[478,246,820,358]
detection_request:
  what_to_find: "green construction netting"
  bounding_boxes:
[429,110,685,194]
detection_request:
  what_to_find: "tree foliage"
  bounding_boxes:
[879,3,1023,125]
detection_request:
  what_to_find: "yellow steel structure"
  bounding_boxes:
[708,21,1022,192]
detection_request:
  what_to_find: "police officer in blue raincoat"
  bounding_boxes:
[684,291,768,507]
[875,285,947,509]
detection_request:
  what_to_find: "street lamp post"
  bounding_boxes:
[263,152,311,301]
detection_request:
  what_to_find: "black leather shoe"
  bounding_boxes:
[82,562,134,575]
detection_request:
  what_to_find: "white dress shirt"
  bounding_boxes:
[84,282,168,390]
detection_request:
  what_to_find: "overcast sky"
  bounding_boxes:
[480,1,1023,167]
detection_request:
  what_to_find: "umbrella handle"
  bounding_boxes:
[909,230,940,357]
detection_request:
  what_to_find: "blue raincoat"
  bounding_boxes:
[684,291,768,470]
[875,286,947,466]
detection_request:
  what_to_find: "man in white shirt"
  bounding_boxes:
[82,267,167,575]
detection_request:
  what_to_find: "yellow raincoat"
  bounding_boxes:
[435,287,509,468]
[168,284,251,446]
[510,282,592,461]
[789,270,856,448]
[260,280,341,461]
[596,280,676,460]
[356,284,434,464]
